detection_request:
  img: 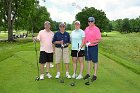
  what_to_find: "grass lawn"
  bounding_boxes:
[100,31,140,74]
[0,30,27,40]
[0,32,8,40]
[0,32,140,93]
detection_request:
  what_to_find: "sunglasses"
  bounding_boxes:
[88,21,94,23]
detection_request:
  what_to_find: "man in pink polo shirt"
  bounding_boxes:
[33,21,54,80]
[83,17,101,82]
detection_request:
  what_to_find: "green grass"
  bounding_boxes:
[100,31,140,74]
[0,32,8,40]
[0,32,140,93]
[0,30,28,40]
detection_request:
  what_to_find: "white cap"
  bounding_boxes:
[75,21,80,24]
[44,21,50,25]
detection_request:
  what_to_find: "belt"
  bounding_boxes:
[55,46,68,48]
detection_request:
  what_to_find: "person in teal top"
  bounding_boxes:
[70,21,85,79]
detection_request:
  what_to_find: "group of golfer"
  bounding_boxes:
[33,16,101,82]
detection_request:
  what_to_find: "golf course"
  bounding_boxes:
[0,31,140,93]
[0,0,140,92]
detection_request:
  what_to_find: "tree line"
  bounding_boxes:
[0,0,139,41]
[75,7,140,33]
[0,0,72,41]
[109,17,140,33]
[75,7,109,32]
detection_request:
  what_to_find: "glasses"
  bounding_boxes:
[88,21,93,23]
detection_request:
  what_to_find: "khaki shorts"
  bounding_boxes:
[55,47,70,64]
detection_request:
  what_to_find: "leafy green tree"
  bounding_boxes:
[108,21,113,31]
[66,24,72,30]
[115,19,123,32]
[51,21,60,31]
[29,6,52,33]
[75,7,109,32]
[109,20,117,31]
[111,16,140,33]
[0,0,53,40]
[121,18,130,33]
[134,16,140,32]
[0,0,38,41]
[129,19,135,33]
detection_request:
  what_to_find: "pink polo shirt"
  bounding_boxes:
[37,29,54,53]
[84,25,101,46]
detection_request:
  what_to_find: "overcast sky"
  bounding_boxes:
[39,0,140,23]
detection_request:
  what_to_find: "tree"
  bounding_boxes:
[66,24,72,30]
[134,17,140,32]
[13,0,39,34]
[75,7,109,32]
[0,0,39,41]
[115,19,123,32]
[0,0,53,40]
[108,21,113,31]
[111,16,140,33]
[51,21,60,31]
[121,18,130,33]
[129,19,135,33]
[14,5,53,34]
[28,6,52,33]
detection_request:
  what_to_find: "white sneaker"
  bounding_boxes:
[40,74,44,80]
[46,73,52,78]
[50,64,54,68]
[76,74,83,79]
[72,73,77,78]
[55,72,60,79]
[66,72,71,79]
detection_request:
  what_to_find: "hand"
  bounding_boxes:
[61,44,67,48]
[61,44,64,48]
[60,40,63,44]
[53,49,55,54]
[86,42,91,47]
[33,37,37,42]
[64,43,67,47]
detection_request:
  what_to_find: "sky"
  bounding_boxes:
[39,0,140,24]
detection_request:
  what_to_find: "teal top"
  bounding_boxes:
[70,29,85,50]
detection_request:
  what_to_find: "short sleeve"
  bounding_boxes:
[52,33,56,43]
[81,30,85,38]
[96,28,101,40]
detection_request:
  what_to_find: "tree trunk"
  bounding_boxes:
[7,0,13,41]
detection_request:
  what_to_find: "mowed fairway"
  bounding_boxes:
[0,32,140,93]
